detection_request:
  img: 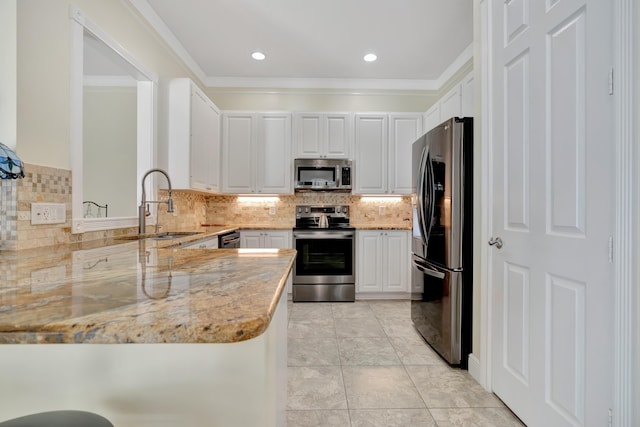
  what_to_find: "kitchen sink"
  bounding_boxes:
[117,231,203,241]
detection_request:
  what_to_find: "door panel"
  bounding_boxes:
[489,0,613,425]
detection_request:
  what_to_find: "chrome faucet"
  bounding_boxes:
[139,168,175,234]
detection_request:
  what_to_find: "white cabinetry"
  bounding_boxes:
[354,113,422,194]
[356,230,410,298]
[222,112,292,194]
[293,112,351,159]
[460,73,474,117]
[240,230,292,249]
[168,78,221,193]
[423,71,474,134]
[181,236,219,249]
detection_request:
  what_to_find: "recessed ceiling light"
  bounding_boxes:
[363,53,377,62]
[251,51,266,61]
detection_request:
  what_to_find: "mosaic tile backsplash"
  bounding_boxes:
[1,164,411,251]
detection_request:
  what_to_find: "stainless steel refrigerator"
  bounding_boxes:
[411,117,473,368]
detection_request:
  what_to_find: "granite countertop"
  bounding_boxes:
[0,232,295,345]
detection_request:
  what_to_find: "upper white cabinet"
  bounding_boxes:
[167,78,221,193]
[222,112,292,194]
[423,103,441,134]
[388,114,423,194]
[424,73,473,132]
[460,73,474,117]
[439,84,462,121]
[354,113,388,193]
[423,71,474,134]
[354,113,422,194]
[293,112,352,159]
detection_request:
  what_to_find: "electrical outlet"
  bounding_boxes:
[379,205,386,216]
[31,203,66,225]
[17,211,30,221]
[269,206,277,215]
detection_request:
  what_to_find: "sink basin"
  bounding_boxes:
[117,231,203,241]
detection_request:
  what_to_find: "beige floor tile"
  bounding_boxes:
[290,302,334,320]
[334,317,386,338]
[288,366,348,410]
[429,407,525,426]
[287,409,351,426]
[349,409,437,427]
[388,335,446,366]
[289,317,336,339]
[342,366,425,409]
[338,337,401,366]
[405,365,504,408]
[289,336,341,366]
[367,300,411,319]
[332,301,376,319]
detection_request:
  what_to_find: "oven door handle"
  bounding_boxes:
[293,232,354,239]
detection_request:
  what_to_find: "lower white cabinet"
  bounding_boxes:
[181,236,219,249]
[240,230,292,249]
[356,230,410,296]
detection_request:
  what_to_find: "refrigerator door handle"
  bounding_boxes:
[413,259,446,279]
[416,145,430,245]
[425,149,436,241]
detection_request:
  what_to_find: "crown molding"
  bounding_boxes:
[130,0,473,92]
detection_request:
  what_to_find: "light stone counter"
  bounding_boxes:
[0,236,294,344]
[0,237,294,426]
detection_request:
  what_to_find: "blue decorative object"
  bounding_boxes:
[0,142,25,179]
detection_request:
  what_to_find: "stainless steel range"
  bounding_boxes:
[292,205,355,302]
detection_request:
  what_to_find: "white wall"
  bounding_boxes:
[15,0,202,170]
[206,88,440,113]
[0,0,17,149]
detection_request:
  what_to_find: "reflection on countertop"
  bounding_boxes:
[0,230,295,345]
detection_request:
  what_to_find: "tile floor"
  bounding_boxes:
[286,300,525,427]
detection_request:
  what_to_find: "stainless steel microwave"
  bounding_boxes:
[294,158,352,192]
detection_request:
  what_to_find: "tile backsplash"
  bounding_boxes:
[1,164,411,251]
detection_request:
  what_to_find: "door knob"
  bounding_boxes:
[488,237,503,249]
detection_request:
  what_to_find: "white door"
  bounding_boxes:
[488,0,614,426]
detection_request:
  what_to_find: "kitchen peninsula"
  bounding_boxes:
[0,231,294,427]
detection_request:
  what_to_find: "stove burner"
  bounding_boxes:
[295,204,350,230]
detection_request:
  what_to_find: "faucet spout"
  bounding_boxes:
[139,168,174,234]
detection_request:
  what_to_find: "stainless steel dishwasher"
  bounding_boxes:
[218,230,240,248]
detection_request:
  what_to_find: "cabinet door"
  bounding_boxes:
[264,231,291,249]
[388,114,422,194]
[294,113,322,158]
[257,113,292,194]
[382,231,408,292]
[324,113,351,158]
[439,85,462,121]
[190,90,220,192]
[240,231,262,248]
[424,104,441,133]
[354,114,388,194]
[460,73,474,117]
[222,113,255,193]
[356,231,383,292]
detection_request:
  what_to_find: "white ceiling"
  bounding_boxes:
[132,0,474,90]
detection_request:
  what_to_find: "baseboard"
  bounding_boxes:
[467,353,483,385]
